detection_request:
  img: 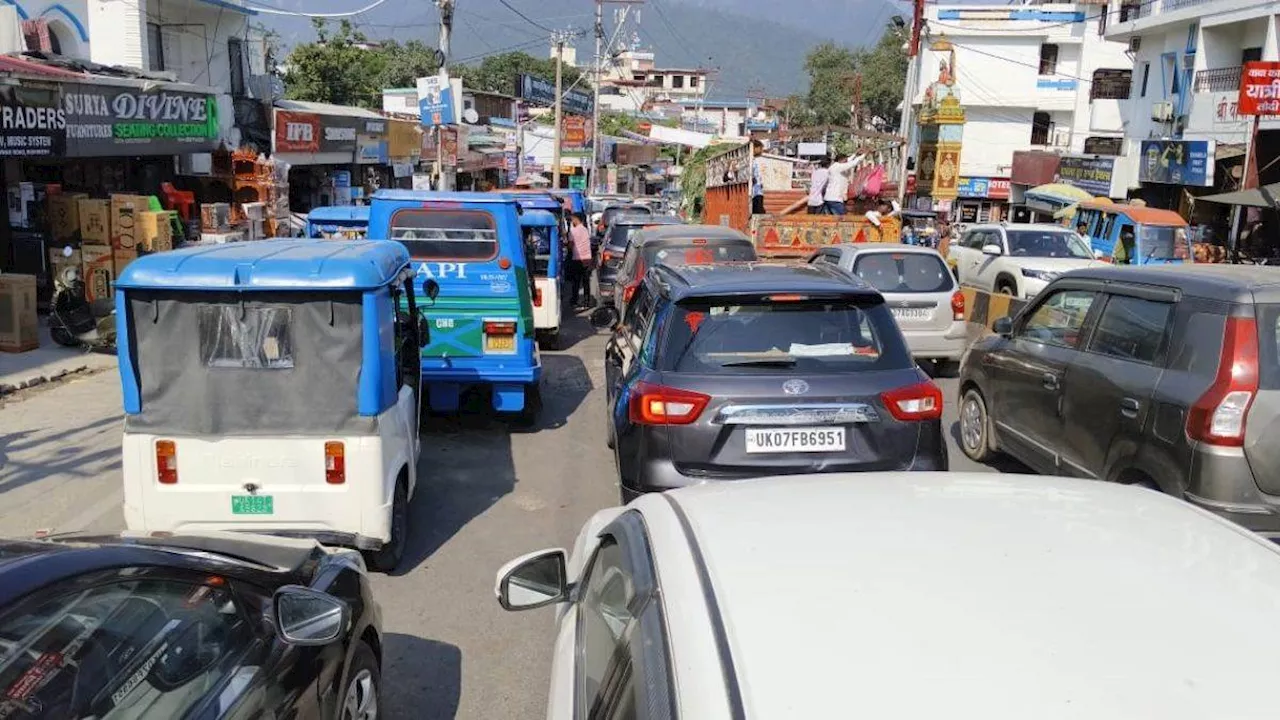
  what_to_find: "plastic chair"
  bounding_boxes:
[160,182,195,222]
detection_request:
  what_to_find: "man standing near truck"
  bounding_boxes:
[823,151,866,215]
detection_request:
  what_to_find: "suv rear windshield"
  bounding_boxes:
[390,209,498,260]
[659,298,912,374]
[852,252,954,293]
[604,206,650,224]
[606,224,647,250]
[643,242,756,267]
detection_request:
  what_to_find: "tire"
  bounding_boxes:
[996,280,1016,296]
[513,383,543,429]
[366,480,407,573]
[538,331,561,351]
[338,641,381,720]
[959,388,997,463]
[606,410,616,449]
[50,324,78,347]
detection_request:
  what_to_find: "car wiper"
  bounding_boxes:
[719,358,798,368]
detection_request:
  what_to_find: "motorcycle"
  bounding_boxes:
[49,246,116,350]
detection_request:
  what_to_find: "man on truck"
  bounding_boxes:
[823,151,866,215]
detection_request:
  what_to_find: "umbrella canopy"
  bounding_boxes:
[1197,183,1280,208]
[1025,183,1095,205]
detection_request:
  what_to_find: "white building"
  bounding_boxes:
[910,3,1133,182]
[12,0,270,148]
[599,49,708,112]
[1103,0,1280,207]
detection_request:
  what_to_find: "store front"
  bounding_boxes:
[273,103,388,212]
[953,177,1010,224]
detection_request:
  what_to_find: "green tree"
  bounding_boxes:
[376,39,440,91]
[803,42,858,126]
[855,25,908,128]
[453,51,583,97]
[283,19,387,108]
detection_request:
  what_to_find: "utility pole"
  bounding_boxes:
[592,0,604,193]
[436,0,455,190]
[895,0,925,207]
[552,32,566,190]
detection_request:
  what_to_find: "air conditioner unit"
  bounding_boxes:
[1128,37,1142,53]
[1181,53,1195,70]
[1151,101,1174,122]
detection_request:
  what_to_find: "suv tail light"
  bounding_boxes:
[950,290,965,321]
[325,441,346,484]
[156,440,177,484]
[1187,316,1259,447]
[602,250,614,264]
[881,381,944,421]
[629,381,711,425]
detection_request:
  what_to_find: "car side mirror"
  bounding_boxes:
[271,586,350,646]
[993,316,1014,337]
[422,278,440,301]
[590,305,619,330]
[982,243,1003,256]
[495,548,569,611]
[417,314,431,347]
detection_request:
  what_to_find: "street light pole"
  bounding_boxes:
[552,34,566,190]
[435,0,455,191]
[592,0,603,193]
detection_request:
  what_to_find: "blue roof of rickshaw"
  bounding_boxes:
[519,209,559,226]
[307,205,370,222]
[372,189,521,205]
[512,194,562,211]
[115,240,410,291]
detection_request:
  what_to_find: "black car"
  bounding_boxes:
[0,532,382,720]
[595,204,651,241]
[597,213,683,298]
[604,262,948,502]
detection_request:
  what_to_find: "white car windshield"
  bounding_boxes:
[1006,230,1092,259]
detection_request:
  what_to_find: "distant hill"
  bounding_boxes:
[262,0,880,99]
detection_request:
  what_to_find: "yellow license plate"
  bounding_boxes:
[486,335,516,352]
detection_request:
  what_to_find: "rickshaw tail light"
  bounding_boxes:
[484,321,517,336]
[534,287,543,307]
[156,441,178,484]
[498,257,512,270]
[951,290,965,321]
[325,442,346,485]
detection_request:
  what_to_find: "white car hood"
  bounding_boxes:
[1011,256,1106,274]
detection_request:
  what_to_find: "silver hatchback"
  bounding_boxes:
[810,244,967,371]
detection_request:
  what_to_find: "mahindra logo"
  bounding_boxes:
[286,122,313,143]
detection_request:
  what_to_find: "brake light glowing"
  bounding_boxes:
[484,320,517,335]
[629,381,711,425]
[325,441,346,485]
[768,294,805,302]
[533,287,543,307]
[692,238,707,245]
[156,440,177,485]
[602,250,614,263]
[1187,316,1259,447]
[951,290,965,321]
[881,381,944,421]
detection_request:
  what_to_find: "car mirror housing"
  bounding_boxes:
[272,586,350,646]
[993,316,1014,337]
[495,548,569,611]
[982,244,1003,256]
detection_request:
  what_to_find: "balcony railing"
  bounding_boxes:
[1194,66,1242,93]
[1120,0,1231,22]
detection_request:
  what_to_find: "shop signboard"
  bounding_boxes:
[515,74,593,115]
[1138,140,1214,186]
[561,115,587,149]
[569,176,587,190]
[1056,155,1115,196]
[275,109,361,154]
[63,84,218,156]
[387,119,420,160]
[356,134,388,164]
[440,127,458,167]
[988,178,1011,200]
[417,72,458,127]
[0,85,65,157]
[1239,61,1280,116]
[955,177,990,198]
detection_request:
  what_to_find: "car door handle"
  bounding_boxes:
[1041,373,1059,390]
[1120,397,1141,418]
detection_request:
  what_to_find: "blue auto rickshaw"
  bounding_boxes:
[519,209,564,349]
[1073,201,1192,265]
[305,206,370,239]
[367,190,542,421]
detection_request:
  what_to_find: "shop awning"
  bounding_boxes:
[274,99,385,121]
[1024,183,1094,205]
[1198,183,1280,209]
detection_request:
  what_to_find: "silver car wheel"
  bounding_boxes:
[961,396,984,451]
[343,669,379,720]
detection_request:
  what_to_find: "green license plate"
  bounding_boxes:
[231,495,274,515]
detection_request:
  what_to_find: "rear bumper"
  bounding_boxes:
[621,424,949,494]
[420,359,542,385]
[903,321,967,361]
[1186,444,1280,536]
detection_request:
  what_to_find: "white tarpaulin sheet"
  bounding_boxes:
[648,125,714,149]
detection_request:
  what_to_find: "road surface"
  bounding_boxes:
[0,313,1019,718]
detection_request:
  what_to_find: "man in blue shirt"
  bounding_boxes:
[750,139,765,215]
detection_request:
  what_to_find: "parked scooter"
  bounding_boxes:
[49,246,116,350]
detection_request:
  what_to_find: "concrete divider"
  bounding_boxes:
[960,285,1027,345]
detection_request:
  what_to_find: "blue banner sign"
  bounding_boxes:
[956,177,990,198]
[1138,139,1214,187]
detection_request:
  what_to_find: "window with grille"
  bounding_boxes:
[1090,69,1132,100]
[1031,112,1052,146]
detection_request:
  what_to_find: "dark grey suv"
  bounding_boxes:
[958,264,1280,537]
[597,213,683,299]
[604,262,948,501]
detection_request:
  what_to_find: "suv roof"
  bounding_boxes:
[1058,264,1280,304]
[652,261,878,302]
[634,224,752,247]
[611,213,678,228]
[968,223,1070,234]
[823,243,945,257]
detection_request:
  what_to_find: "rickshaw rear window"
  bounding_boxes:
[198,306,294,369]
[390,209,498,261]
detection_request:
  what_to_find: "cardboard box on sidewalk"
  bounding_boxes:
[139,211,176,252]
[81,244,114,305]
[111,194,149,250]
[49,192,87,243]
[78,199,110,245]
[0,274,39,352]
[113,247,138,276]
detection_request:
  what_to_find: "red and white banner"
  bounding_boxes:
[1238,61,1280,116]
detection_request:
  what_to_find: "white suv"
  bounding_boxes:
[947,222,1104,299]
